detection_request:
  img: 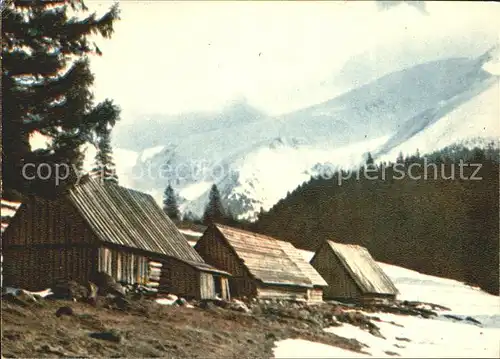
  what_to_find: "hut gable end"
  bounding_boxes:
[326,241,399,296]
[2,196,97,248]
[311,243,362,299]
[2,196,98,290]
[311,241,399,300]
[194,226,247,277]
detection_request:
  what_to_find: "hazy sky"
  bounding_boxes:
[87,1,499,121]
[27,0,500,191]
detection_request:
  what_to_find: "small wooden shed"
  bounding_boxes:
[2,179,230,300]
[194,224,327,301]
[310,241,399,301]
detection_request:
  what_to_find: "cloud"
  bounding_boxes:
[88,1,499,119]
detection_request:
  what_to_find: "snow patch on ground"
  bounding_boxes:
[179,229,203,237]
[2,287,54,299]
[274,261,500,358]
[324,313,499,358]
[274,338,367,358]
[379,262,500,327]
[155,294,178,306]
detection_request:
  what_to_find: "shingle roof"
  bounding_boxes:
[277,240,328,287]
[68,179,205,264]
[213,224,327,288]
[325,241,399,295]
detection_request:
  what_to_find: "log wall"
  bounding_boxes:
[256,284,309,300]
[2,197,97,290]
[96,246,151,286]
[307,287,324,302]
[311,245,363,300]
[195,230,256,298]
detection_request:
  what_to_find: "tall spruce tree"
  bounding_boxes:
[2,0,121,198]
[90,128,118,184]
[365,152,374,165]
[202,184,226,225]
[163,184,180,221]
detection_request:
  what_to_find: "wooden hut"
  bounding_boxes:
[310,241,398,302]
[2,179,230,300]
[194,224,327,301]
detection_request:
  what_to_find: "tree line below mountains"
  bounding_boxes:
[163,183,240,226]
[250,143,499,295]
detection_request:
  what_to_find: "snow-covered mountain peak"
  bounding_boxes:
[114,51,499,220]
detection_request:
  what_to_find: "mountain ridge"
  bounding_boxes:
[115,52,499,220]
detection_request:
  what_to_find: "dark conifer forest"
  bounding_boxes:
[253,144,499,295]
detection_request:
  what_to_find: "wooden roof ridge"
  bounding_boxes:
[212,223,287,243]
[324,240,399,295]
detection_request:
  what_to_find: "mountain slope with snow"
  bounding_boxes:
[377,79,499,162]
[274,256,500,358]
[118,50,499,219]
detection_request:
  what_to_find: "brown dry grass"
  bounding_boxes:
[1,297,365,358]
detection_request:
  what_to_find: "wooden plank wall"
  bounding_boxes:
[198,272,230,300]
[228,275,257,298]
[307,288,324,302]
[3,197,95,247]
[195,230,256,298]
[357,293,397,304]
[195,231,245,275]
[2,197,97,290]
[311,246,362,300]
[206,274,230,300]
[3,246,94,290]
[257,284,309,300]
[199,271,215,300]
[97,246,150,286]
[158,256,202,299]
[221,276,231,300]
